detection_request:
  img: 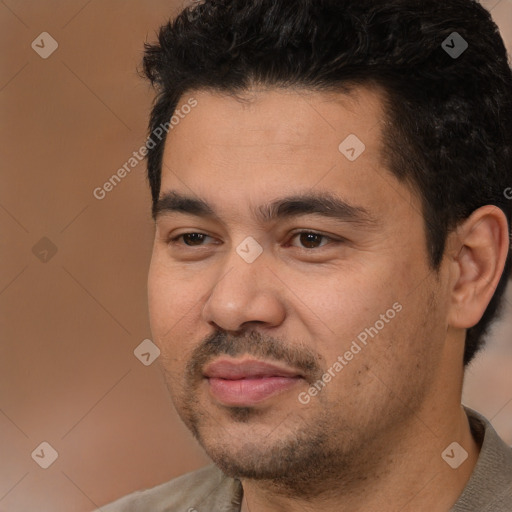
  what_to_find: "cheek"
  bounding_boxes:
[148,253,194,325]
[147,257,208,365]
[315,268,393,326]
[308,262,419,370]
[147,261,170,335]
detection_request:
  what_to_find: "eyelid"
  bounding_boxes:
[167,232,216,246]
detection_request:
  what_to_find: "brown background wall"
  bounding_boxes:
[1,1,511,510]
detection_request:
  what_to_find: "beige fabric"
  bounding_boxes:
[99,463,243,512]
[100,407,512,511]
[450,408,512,511]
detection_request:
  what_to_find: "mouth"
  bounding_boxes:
[203,357,305,406]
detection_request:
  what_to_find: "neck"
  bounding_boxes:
[240,404,480,512]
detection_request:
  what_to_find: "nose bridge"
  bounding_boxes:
[201,238,286,331]
[216,230,268,292]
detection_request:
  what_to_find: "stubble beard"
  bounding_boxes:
[174,379,381,499]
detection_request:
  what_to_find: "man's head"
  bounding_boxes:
[142,0,511,494]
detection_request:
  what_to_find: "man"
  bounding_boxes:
[102,0,512,510]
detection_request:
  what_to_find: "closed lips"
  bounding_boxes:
[203,359,304,380]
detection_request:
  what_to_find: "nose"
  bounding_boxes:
[201,245,287,332]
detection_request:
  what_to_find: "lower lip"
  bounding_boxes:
[207,376,302,406]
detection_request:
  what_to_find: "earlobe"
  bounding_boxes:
[447,205,510,329]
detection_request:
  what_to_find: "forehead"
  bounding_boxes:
[159,85,415,224]
[166,85,385,149]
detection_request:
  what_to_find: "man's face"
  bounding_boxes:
[147,86,452,490]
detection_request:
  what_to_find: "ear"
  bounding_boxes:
[447,205,510,329]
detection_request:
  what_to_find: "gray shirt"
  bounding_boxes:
[100,408,512,511]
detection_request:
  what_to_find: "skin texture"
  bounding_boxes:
[147,86,509,512]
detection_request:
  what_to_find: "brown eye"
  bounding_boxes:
[182,233,207,246]
[169,233,212,246]
[289,231,335,249]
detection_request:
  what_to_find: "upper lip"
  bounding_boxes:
[203,358,304,379]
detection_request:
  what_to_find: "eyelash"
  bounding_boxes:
[166,230,340,250]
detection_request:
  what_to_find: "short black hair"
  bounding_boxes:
[142,0,512,366]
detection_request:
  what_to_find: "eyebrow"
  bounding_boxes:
[152,190,379,228]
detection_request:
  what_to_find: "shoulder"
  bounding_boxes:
[452,408,512,512]
[98,464,242,512]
